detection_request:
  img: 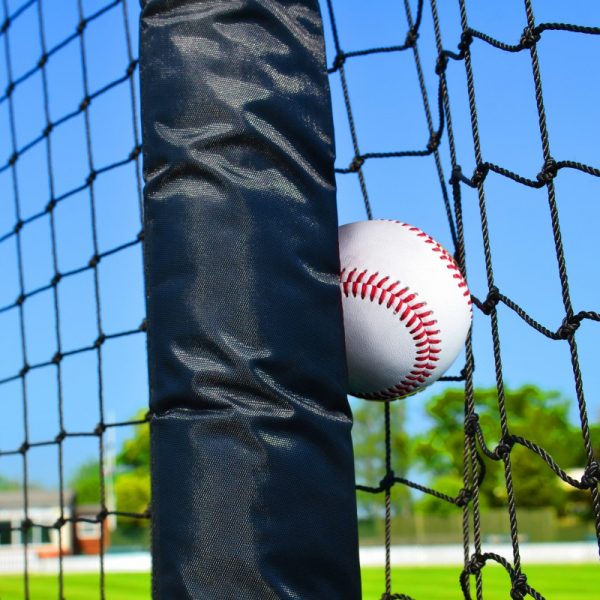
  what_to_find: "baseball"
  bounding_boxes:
[338,220,472,400]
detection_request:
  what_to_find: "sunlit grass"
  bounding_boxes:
[0,565,597,599]
[361,564,599,599]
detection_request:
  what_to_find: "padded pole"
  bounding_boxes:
[140,1,361,598]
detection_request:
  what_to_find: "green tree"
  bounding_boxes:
[115,411,151,529]
[68,411,151,529]
[118,411,150,470]
[412,385,593,516]
[0,475,20,490]
[70,460,101,504]
[352,400,411,519]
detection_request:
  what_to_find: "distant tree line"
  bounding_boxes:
[66,385,598,532]
[354,385,599,520]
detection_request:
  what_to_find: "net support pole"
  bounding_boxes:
[139,1,361,598]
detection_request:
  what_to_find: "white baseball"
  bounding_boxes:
[338,220,472,400]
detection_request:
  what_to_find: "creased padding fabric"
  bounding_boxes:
[140,1,361,598]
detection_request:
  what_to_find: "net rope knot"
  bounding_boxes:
[21,518,33,532]
[435,52,449,75]
[449,165,462,185]
[97,508,109,522]
[93,332,106,348]
[494,437,514,460]
[427,132,441,152]
[19,363,30,377]
[510,573,528,600]
[458,30,474,53]
[464,414,480,437]
[581,461,600,488]
[89,254,101,268]
[379,470,396,492]
[536,157,558,184]
[404,28,419,48]
[480,286,500,315]
[520,26,541,49]
[465,553,486,576]
[129,145,142,161]
[556,314,582,339]
[126,59,138,77]
[349,155,365,172]
[333,52,346,71]
[1,17,10,34]
[456,487,473,507]
[55,430,67,443]
[470,163,489,187]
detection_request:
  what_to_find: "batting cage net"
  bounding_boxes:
[0,0,148,598]
[323,0,599,599]
[0,1,598,600]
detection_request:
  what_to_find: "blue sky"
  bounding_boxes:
[0,0,598,487]
[323,0,600,439]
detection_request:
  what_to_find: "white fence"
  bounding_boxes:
[0,551,151,575]
[359,542,599,566]
[0,543,597,575]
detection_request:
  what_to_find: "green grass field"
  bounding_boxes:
[0,565,597,599]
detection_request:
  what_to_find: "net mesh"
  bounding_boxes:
[0,0,148,597]
[323,0,599,598]
[1,0,599,599]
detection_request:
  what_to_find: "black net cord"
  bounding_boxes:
[324,0,372,218]
[323,0,600,597]
[34,0,67,594]
[456,0,526,585]
[428,1,484,597]
[2,0,599,598]
[522,0,600,544]
[74,0,109,593]
[403,0,458,251]
[323,0,468,597]
[0,2,148,599]
[1,0,33,594]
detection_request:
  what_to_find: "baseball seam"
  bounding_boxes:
[340,221,471,400]
[390,220,472,310]
[340,267,441,400]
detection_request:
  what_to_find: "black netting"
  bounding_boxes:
[2,0,599,599]
[323,0,599,598]
[0,0,147,597]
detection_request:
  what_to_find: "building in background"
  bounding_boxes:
[0,490,111,557]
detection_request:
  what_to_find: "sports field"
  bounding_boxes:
[0,565,596,599]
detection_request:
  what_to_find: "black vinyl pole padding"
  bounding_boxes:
[140,1,361,598]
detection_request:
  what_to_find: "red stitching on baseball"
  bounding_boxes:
[339,267,442,400]
[383,220,473,309]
